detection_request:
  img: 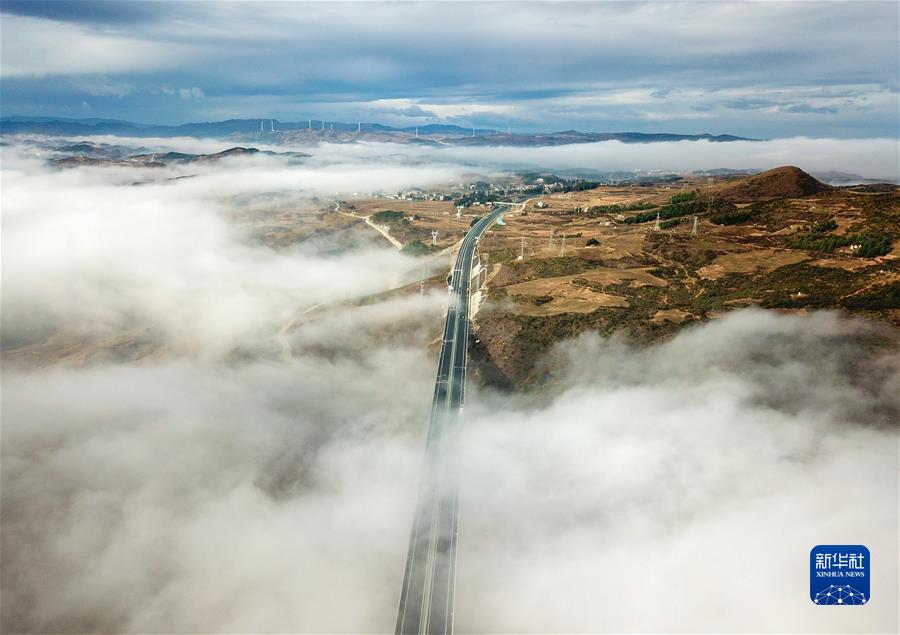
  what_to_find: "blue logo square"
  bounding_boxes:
[810,545,870,605]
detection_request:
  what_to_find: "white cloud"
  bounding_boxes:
[10,132,898,182]
[3,308,896,632]
[0,14,198,77]
[76,77,136,98]
[179,86,206,100]
[0,143,462,358]
[366,98,516,120]
[1,139,897,633]
[2,2,897,136]
[431,137,900,181]
[455,310,899,632]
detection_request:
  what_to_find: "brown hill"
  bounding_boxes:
[718,166,832,202]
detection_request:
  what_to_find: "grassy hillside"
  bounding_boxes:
[470,170,899,390]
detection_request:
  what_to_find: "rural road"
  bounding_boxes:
[395,202,513,635]
[333,202,404,249]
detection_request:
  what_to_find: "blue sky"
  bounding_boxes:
[1,1,898,137]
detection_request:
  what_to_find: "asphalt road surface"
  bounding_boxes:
[395,203,512,635]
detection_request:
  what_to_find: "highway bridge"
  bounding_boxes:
[395,203,512,635]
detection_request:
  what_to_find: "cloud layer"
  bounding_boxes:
[2,141,898,633]
[27,133,896,181]
[0,142,465,355]
[2,2,898,137]
[457,310,899,632]
[4,312,897,633]
[432,137,900,182]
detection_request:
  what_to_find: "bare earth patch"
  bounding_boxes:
[809,257,882,271]
[504,266,666,296]
[515,288,629,316]
[651,308,690,324]
[575,267,668,287]
[698,249,810,280]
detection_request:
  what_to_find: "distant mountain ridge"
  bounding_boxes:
[0,116,757,145]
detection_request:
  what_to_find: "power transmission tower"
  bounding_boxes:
[559,234,566,257]
[654,212,661,231]
[456,206,462,220]
[431,230,438,246]
[518,237,525,260]
[548,228,554,247]
[692,216,699,236]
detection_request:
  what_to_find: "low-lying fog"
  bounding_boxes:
[34,133,900,182]
[2,139,897,633]
[306,136,899,182]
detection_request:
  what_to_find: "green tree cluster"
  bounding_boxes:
[401,240,430,256]
[660,218,684,229]
[709,209,759,225]
[669,191,698,204]
[787,230,893,257]
[371,210,406,224]
[585,201,657,215]
[813,218,838,232]
[624,198,731,224]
